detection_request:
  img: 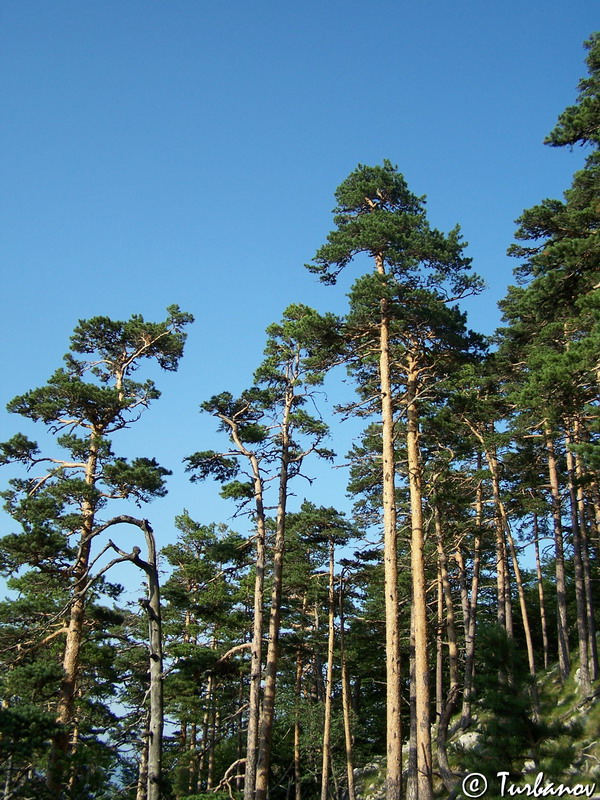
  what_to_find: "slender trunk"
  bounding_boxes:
[136,719,149,800]
[503,537,514,640]
[207,677,216,791]
[573,420,598,681]
[198,684,211,792]
[339,580,356,800]
[435,565,444,720]
[405,611,417,800]
[494,508,507,630]
[374,253,403,800]
[142,522,164,800]
[48,432,101,795]
[406,353,432,800]
[565,432,591,696]
[237,676,245,794]
[244,455,267,800]
[189,723,198,796]
[460,464,483,727]
[587,478,600,551]
[313,605,325,702]
[454,549,469,648]
[485,448,537,694]
[320,539,336,800]
[294,650,303,800]
[3,755,13,800]
[545,426,570,681]
[533,514,550,670]
[434,506,459,793]
[255,388,294,800]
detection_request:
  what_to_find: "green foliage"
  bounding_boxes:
[458,625,579,797]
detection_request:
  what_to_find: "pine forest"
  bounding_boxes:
[2,30,600,800]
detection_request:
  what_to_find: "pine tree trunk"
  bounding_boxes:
[320,539,336,800]
[494,510,507,630]
[406,354,432,800]
[533,515,550,670]
[503,537,514,639]
[198,684,211,792]
[460,462,482,727]
[573,420,598,681]
[244,455,267,800]
[565,432,591,696]
[406,611,418,800]
[207,691,218,791]
[294,650,303,800]
[375,252,403,800]
[255,390,293,800]
[587,478,600,551]
[48,433,100,795]
[136,720,149,800]
[143,522,164,800]
[434,506,459,792]
[237,676,244,794]
[545,425,571,681]
[189,723,198,796]
[484,447,537,693]
[435,566,444,720]
[206,674,216,791]
[339,580,356,800]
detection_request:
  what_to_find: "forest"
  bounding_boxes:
[0,30,599,800]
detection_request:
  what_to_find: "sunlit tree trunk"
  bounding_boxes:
[243,454,267,800]
[406,352,432,800]
[48,434,101,794]
[136,719,149,800]
[255,389,293,800]
[434,505,459,792]
[565,432,591,696]
[320,539,336,800]
[339,579,356,800]
[374,253,403,800]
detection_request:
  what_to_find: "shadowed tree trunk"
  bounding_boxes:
[544,426,571,680]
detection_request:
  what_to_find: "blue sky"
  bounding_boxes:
[0,2,597,581]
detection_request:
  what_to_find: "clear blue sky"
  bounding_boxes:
[0,2,597,580]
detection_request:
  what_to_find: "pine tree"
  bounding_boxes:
[0,306,192,794]
[308,161,483,800]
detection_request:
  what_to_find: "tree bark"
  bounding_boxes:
[406,353,432,800]
[544,425,570,681]
[136,718,149,800]
[375,252,403,800]
[244,453,268,800]
[435,565,444,720]
[533,514,550,670]
[460,462,482,727]
[294,650,303,800]
[320,539,336,800]
[141,522,164,800]
[339,578,356,800]
[434,506,459,793]
[484,446,538,696]
[48,432,101,795]
[565,432,591,696]
[573,420,598,681]
[255,387,294,800]
[405,611,418,800]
